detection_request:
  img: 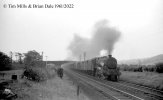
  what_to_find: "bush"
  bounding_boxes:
[155,63,163,73]
[23,67,44,82]
[119,64,157,72]
[143,67,155,72]
[0,51,12,71]
[23,66,55,82]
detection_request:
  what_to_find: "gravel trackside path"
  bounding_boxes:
[30,76,90,100]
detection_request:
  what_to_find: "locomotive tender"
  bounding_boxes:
[73,55,121,81]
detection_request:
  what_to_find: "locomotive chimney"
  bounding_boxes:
[108,49,112,58]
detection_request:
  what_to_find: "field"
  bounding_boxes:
[120,71,163,90]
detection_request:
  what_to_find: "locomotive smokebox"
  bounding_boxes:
[109,55,112,58]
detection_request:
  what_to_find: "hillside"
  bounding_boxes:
[118,54,163,65]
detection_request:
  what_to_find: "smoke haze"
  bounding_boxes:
[68,20,121,60]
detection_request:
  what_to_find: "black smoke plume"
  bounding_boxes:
[67,19,121,60]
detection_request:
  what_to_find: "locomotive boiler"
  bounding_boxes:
[101,55,120,81]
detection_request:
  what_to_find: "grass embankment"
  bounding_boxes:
[4,73,89,100]
[0,63,90,100]
[11,63,25,70]
[0,69,89,100]
[120,71,163,90]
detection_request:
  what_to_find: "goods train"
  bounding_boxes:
[72,55,121,81]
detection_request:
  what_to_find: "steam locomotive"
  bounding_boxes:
[73,55,121,81]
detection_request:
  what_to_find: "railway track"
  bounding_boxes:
[119,80,163,93]
[118,80,163,99]
[102,79,163,100]
[68,69,163,100]
[67,69,145,100]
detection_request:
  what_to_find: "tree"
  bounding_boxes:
[15,52,19,62]
[24,50,42,67]
[155,63,163,73]
[9,51,13,63]
[17,53,23,64]
[0,51,12,70]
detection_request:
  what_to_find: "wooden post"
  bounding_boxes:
[77,85,80,96]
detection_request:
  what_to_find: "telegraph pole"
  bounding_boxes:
[83,52,86,61]
[83,52,86,70]
[79,55,81,62]
[41,52,44,61]
[45,56,48,68]
[79,54,81,69]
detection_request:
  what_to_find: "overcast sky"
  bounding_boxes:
[0,0,163,61]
